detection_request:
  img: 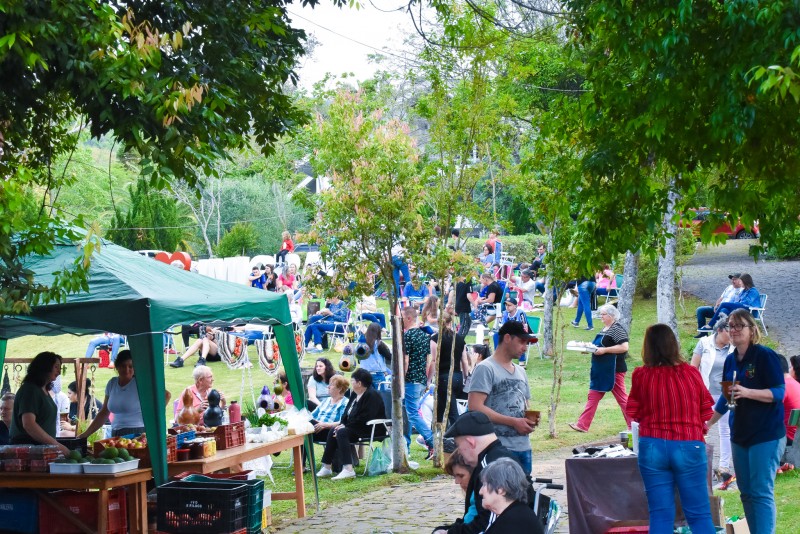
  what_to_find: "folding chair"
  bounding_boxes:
[749,293,768,336]
[600,274,623,305]
[526,315,543,359]
[325,309,353,349]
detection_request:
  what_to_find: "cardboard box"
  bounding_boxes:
[726,518,750,534]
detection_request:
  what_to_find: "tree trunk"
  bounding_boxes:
[657,186,680,341]
[542,234,556,357]
[387,294,410,473]
[548,316,565,438]
[617,250,639,333]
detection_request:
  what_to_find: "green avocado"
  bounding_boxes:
[68,450,83,462]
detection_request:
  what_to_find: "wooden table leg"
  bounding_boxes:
[127,482,148,534]
[97,488,109,534]
[292,444,306,518]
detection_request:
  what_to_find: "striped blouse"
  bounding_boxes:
[626,362,714,442]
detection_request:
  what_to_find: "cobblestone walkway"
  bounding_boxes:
[271,446,575,534]
[680,239,800,354]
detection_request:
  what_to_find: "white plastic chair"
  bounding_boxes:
[749,294,768,336]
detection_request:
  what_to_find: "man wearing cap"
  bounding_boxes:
[695,274,742,336]
[467,321,535,475]
[434,411,540,534]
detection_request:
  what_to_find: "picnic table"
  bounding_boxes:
[167,432,311,518]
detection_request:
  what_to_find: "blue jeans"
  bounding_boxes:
[709,303,748,328]
[573,281,596,328]
[509,449,532,476]
[361,312,386,329]
[304,321,339,345]
[404,382,433,449]
[696,306,715,329]
[637,437,715,534]
[392,256,410,297]
[732,437,785,534]
[85,334,122,361]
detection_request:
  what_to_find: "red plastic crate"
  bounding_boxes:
[606,527,650,533]
[38,489,127,534]
[199,422,245,450]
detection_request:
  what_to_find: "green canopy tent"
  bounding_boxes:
[0,239,311,489]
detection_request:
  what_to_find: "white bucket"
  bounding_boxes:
[631,421,640,454]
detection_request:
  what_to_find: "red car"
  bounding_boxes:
[684,209,760,239]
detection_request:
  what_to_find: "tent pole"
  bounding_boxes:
[0,339,6,371]
[128,333,168,485]
[273,323,319,510]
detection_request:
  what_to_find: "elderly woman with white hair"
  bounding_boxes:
[478,458,543,534]
[176,365,226,413]
[569,304,633,433]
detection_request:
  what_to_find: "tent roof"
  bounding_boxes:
[0,240,292,340]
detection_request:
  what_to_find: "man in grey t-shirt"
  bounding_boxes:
[467,321,536,474]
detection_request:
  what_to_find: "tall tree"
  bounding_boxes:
[306,89,433,473]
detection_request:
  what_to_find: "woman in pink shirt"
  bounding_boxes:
[626,324,715,534]
[595,264,617,297]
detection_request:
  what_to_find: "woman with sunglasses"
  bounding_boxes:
[708,309,785,533]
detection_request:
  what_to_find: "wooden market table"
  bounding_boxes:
[167,432,310,518]
[0,468,152,534]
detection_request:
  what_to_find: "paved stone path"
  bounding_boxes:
[271,443,593,533]
[680,239,800,354]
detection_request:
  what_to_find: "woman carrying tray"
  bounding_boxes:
[569,304,632,433]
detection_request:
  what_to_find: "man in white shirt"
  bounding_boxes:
[509,269,538,309]
[695,273,743,335]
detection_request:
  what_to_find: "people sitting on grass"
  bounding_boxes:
[695,273,742,336]
[316,368,386,481]
[170,326,219,368]
[699,273,760,333]
[304,296,349,354]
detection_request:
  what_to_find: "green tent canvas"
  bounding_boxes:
[0,239,307,486]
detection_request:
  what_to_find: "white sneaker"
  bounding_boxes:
[331,468,356,480]
[315,344,323,352]
[316,466,333,477]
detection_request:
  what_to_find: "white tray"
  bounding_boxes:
[49,462,85,474]
[82,458,140,474]
[566,341,598,353]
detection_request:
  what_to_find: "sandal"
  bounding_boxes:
[568,422,588,433]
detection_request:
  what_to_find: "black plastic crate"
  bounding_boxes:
[180,476,263,534]
[156,481,248,533]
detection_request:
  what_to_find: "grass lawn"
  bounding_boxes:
[4,293,799,530]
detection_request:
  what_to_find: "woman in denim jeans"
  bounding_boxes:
[626,324,716,534]
[570,275,596,330]
[708,309,786,533]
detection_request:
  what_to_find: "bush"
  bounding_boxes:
[464,233,547,262]
[215,223,259,257]
[768,228,800,259]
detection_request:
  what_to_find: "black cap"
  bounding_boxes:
[444,411,495,438]
[728,273,742,279]
[505,297,517,306]
[497,320,536,341]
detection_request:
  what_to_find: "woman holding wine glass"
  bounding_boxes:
[707,309,785,534]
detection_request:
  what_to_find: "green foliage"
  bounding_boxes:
[564,0,800,258]
[215,223,259,258]
[1,0,332,312]
[106,178,190,252]
[768,227,800,260]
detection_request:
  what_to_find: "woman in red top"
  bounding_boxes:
[276,230,294,265]
[626,324,715,534]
